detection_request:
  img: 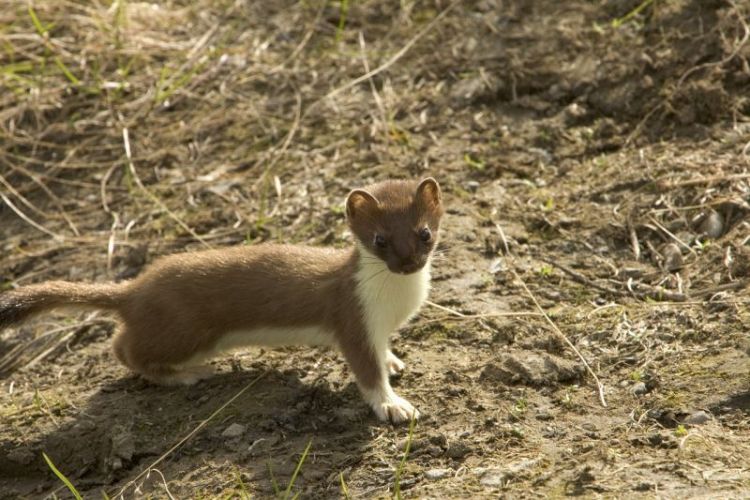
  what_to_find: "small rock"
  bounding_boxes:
[697,209,724,239]
[465,180,480,192]
[428,433,447,448]
[535,409,554,421]
[479,469,508,487]
[222,423,246,438]
[632,382,648,396]
[446,440,471,459]
[662,243,683,272]
[424,468,451,480]
[683,410,711,426]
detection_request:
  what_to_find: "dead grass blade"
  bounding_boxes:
[111,371,266,499]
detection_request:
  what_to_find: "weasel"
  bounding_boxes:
[0,178,444,423]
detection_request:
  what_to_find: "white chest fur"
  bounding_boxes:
[354,248,430,354]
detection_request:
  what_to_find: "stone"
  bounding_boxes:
[446,440,471,459]
[222,423,246,438]
[424,468,451,480]
[698,209,723,239]
[632,382,648,396]
[683,410,711,426]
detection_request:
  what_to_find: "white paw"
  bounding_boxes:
[386,351,406,376]
[372,394,420,424]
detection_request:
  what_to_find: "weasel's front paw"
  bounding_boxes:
[386,350,406,376]
[373,394,420,424]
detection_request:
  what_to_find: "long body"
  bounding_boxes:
[0,178,444,422]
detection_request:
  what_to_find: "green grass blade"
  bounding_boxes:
[42,452,82,500]
[28,5,47,36]
[284,438,312,499]
[394,415,417,500]
[611,0,654,28]
[54,56,81,85]
[267,461,281,497]
[339,472,351,499]
[28,6,81,86]
[335,0,349,43]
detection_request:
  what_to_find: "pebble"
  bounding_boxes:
[662,243,683,272]
[632,382,648,396]
[221,423,246,438]
[698,209,724,239]
[465,180,480,192]
[683,410,711,426]
[479,469,508,487]
[446,440,471,459]
[424,468,451,480]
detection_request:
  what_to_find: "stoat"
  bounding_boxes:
[0,178,444,423]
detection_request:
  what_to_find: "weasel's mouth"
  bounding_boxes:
[393,263,423,275]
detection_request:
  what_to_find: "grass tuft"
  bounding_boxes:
[394,415,416,499]
[42,452,83,500]
[284,438,313,499]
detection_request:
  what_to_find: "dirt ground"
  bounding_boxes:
[1,0,749,498]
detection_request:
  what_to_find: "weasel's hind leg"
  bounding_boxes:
[112,326,215,386]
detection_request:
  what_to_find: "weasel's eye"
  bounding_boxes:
[419,227,432,242]
[374,234,387,248]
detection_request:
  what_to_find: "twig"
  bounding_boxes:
[647,216,697,256]
[358,31,390,145]
[323,0,458,102]
[628,219,641,261]
[122,128,213,249]
[494,223,510,255]
[112,372,266,499]
[510,266,608,408]
[656,172,750,190]
[421,311,543,325]
[251,91,303,190]
[424,300,466,317]
[0,192,64,240]
[541,258,689,302]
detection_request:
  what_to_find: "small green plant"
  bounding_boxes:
[394,415,417,499]
[611,0,654,28]
[283,438,312,499]
[28,6,81,86]
[335,0,350,43]
[674,424,688,437]
[267,462,280,497]
[235,468,251,499]
[514,397,528,414]
[561,388,576,410]
[463,153,485,171]
[339,472,351,499]
[539,265,553,278]
[43,452,82,500]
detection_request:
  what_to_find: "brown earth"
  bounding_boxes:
[1,0,749,498]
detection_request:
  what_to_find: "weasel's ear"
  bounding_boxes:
[346,189,379,220]
[416,177,441,209]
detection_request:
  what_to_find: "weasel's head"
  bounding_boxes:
[346,178,445,275]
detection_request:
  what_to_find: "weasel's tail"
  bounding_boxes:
[0,281,126,329]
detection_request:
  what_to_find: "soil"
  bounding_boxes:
[1,0,749,498]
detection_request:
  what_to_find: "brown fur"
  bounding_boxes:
[0,178,444,421]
